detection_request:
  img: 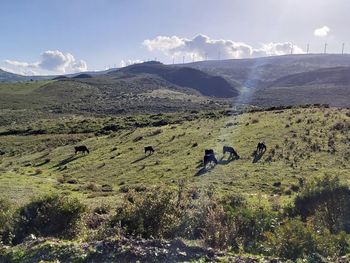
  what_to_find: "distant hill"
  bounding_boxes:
[0,65,232,125]
[72,73,92,79]
[0,69,27,82]
[269,66,350,87]
[52,75,69,80]
[0,68,114,83]
[0,69,52,82]
[2,55,350,114]
[115,61,239,98]
[184,54,350,107]
[187,54,350,87]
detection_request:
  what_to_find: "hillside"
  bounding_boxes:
[2,55,350,109]
[183,55,350,107]
[0,77,231,127]
[187,54,350,86]
[269,66,350,87]
[1,106,350,262]
[0,69,27,82]
[1,106,349,205]
[116,61,240,98]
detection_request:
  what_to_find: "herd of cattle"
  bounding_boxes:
[74,142,267,169]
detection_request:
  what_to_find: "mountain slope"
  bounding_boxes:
[187,54,350,87]
[268,66,350,87]
[0,69,27,82]
[116,61,240,98]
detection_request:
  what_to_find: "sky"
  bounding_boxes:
[0,0,349,75]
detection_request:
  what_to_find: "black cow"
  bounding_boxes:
[204,154,218,167]
[223,146,240,159]
[257,142,267,153]
[144,146,155,155]
[75,145,89,154]
[205,149,214,155]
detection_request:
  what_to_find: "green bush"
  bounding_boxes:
[110,188,187,239]
[229,206,278,252]
[13,194,86,244]
[196,195,277,251]
[264,219,316,260]
[293,175,350,233]
[200,203,238,249]
[0,198,14,244]
[264,218,350,260]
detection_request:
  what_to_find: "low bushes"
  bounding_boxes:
[293,174,350,233]
[0,199,14,244]
[110,188,187,239]
[3,194,87,244]
[264,219,350,260]
[2,174,350,261]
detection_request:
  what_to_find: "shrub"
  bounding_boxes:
[264,219,316,260]
[332,121,350,132]
[229,206,277,252]
[110,188,187,239]
[293,175,350,234]
[13,194,86,244]
[265,219,350,260]
[199,195,277,251]
[201,204,238,249]
[0,199,14,244]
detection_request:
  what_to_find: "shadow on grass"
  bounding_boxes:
[194,167,209,176]
[131,154,152,164]
[53,155,81,169]
[218,155,239,165]
[252,150,265,163]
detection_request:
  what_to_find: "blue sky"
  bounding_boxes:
[0,0,349,75]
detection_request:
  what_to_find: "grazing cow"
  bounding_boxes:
[144,146,155,155]
[203,154,218,167]
[223,146,240,159]
[256,142,267,153]
[75,145,89,154]
[205,149,214,156]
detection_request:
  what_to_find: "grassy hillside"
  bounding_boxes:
[0,78,229,127]
[1,106,349,207]
[188,54,350,85]
[187,54,350,107]
[117,61,240,97]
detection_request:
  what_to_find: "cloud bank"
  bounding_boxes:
[3,50,87,75]
[143,34,304,61]
[314,26,330,37]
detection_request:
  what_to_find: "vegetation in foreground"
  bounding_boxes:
[0,105,350,262]
[2,174,350,262]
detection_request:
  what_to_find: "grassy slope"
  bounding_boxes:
[0,106,349,207]
[0,80,228,128]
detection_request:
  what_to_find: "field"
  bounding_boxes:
[1,79,350,261]
[1,105,349,208]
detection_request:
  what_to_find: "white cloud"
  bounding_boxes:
[3,50,88,75]
[314,26,330,37]
[143,34,304,60]
[119,59,144,68]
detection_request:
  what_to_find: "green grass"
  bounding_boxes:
[0,106,349,207]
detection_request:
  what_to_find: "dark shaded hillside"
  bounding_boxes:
[72,73,92,79]
[184,54,350,107]
[116,61,240,98]
[187,54,350,87]
[0,74,230,125]
[52,75,69,80]
[269,66,350,87]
